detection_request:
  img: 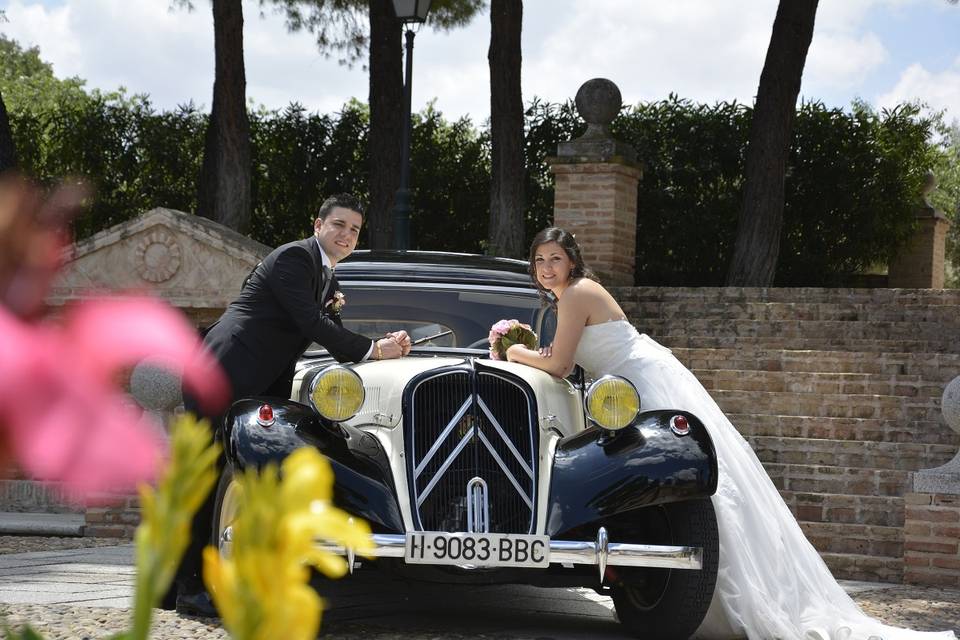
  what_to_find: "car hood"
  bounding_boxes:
[301,355,585,438]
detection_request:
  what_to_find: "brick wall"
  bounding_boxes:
[83,494,142,539]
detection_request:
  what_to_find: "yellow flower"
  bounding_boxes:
[130,415,220,640]
[203,447,372,640]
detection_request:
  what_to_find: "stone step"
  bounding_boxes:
[780,490,904,527]
[658,334,957,354]
[764,463,910,497]
[821,551,903,584]
[694,368,949,400]
[0,512,85,536]
[619,298,960,324]
[712,389,941,422]
[673,346,960,378]
[748,436,957,471]
[612,286,960,307]
[799,521,903,557]
[733,414,959,447]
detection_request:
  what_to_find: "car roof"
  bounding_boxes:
[337,250,534,288]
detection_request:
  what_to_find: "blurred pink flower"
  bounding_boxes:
[0,297,229,500]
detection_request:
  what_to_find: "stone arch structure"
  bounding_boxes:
[49,208,271,326]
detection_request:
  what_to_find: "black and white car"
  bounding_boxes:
[213,251,720,639]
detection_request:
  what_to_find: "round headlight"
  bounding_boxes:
[310,366,364,422]
[585,375,640,431]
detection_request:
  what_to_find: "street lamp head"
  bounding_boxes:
[391,0,433,22]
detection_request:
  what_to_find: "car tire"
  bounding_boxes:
[611,498,719,640]
[211,461,241,556]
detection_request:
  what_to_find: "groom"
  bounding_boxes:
[174,193,411,616]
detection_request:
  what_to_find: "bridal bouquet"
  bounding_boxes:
[488,319,538,360]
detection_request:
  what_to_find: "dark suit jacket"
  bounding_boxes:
[202,237,372,402]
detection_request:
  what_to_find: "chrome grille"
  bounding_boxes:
[407,366,537,534]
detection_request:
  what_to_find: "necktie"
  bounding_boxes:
[320,265,334,304]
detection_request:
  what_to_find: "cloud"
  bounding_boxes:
[3,2,83,79]
[805,32,888,90]
[525,0,778,107]
[877,57,960,121]
[0,0,955,125]
[3,0,214,106]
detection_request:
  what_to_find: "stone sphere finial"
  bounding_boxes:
[921,169,938,208]
[943,376,960,435]
[574,79,622,141]
[130,359,183,412]
[575,78,622,126]
[557,78,635,161]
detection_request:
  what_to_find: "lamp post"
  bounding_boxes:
[391,0,432,251]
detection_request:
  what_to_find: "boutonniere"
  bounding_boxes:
[326,291,346,314]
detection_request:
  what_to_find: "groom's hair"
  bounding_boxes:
[317,193,366,222]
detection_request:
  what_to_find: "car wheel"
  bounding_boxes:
[211,462,242,557]
[611,499,719,640]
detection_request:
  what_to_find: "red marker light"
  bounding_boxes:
[670,414,690,436]
[257,404,275,426]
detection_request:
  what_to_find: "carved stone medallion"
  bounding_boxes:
[134,229,182,283]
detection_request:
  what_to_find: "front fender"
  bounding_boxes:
[223,398,404,533]
[545,409,718,537]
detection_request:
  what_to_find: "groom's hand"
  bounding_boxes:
[386,330,411,356]
[375,337,404,359]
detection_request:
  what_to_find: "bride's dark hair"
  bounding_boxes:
[527,227,597,308]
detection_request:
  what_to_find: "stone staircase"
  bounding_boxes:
[614,287,960,584]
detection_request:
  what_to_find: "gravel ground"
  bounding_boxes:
[852,585,960,635]
[0,536,958,638]
[2,589,958,640]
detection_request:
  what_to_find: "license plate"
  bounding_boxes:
[405,532,550,568]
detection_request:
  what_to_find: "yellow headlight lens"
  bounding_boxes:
[585,376,640,430]
[310,366,364,422]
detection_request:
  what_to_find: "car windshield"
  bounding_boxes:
[309,282,556,351]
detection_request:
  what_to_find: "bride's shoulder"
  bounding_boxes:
[558,278,603,307]
[568,277,605,296]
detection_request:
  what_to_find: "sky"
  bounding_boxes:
[2,0,960,126]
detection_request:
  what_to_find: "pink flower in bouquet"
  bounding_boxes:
[0,298,229,500]
[491,319,515,336]
[488,319,538,361]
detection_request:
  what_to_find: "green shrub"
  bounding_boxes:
[7,91,950,286]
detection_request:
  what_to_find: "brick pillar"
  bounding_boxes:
[549,161,642,285]
[904,376,960,586]
[888,204,951,289]
[546,78,642,286]
[904,492,960,587]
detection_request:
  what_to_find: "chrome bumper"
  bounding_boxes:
[316,526,702,580]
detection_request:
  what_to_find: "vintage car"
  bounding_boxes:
[213,251,719,639]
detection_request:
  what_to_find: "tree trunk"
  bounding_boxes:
[726,0,818,286]
[197,0,251,232]
[367,0,403,250]
[487,0,525,258]
[0,89,16,173]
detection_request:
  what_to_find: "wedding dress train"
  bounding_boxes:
[572,320,955,640]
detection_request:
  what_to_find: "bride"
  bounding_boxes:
[505,227,955,640]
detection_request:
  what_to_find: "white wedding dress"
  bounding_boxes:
[573,320,956,640]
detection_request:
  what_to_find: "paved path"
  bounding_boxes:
[0,545,134,608]
[0,544,630,638]
[1,543,958,639]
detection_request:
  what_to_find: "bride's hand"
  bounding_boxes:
[539,344,553,358]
